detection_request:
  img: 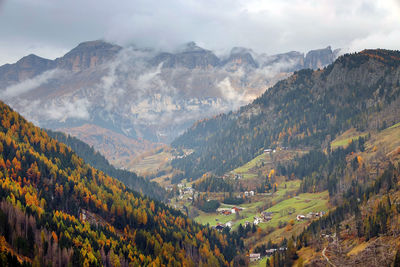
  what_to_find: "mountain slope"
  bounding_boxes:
[0,41,339,170]
[46,129,166,201]
[171,49,400,180]
[0,101,241,266]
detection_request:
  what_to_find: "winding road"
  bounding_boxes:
[322,247,337,267]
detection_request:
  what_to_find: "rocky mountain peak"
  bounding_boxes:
[223,47,258,69]
[0,54,54,86]
[181,41,205,52]
[152,42,220,69]
[304,46,339,69]
[54,40,122,72]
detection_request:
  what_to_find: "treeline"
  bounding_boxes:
[46,130,166,201]
[171,49,400,182]
[255,163,400,266]
[278,136,366,194]
[0,101,242,266]
[297,163,399,251]
[194,176,233,192]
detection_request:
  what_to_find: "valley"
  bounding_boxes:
[1,0,400,266]
[0,48,400,266]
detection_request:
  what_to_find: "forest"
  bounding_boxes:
[46,130,166,201]
[171,50,400,182]
[0,101,243,266]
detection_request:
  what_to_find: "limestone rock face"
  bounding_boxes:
[0,40,339,167]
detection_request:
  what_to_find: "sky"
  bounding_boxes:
[0,0,399,65]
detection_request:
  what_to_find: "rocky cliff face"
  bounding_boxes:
[304,46,341,69]
[0,40,339,167]
[54,40,122,72]
[0,54,55,86]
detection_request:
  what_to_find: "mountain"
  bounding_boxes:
[171,49,400,180]
[0,54,55,87]
[54,40,122,72]
[45,129,166,201]
[57,123,160,169]
[0,100,242,266]
[0,40,339,169]
[304,46,340,69]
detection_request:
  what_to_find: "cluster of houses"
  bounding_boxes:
[213,221,234,231]
[216,206,244,215]
[253,211,273,225]
[221,173,242,180]
[249,247,288,262]
[264,147,289,154]
[236,190,255,199]
[296,211,326,221]
[265,247,287,256]
[263,148,276,153]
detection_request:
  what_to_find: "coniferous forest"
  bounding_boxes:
[0,101,242,266]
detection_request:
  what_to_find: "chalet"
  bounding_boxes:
[214,224,224,231]
[225,221,233,228]
[183,187,194,194]
[231,207,242,214]
[217,208,232,215]
[262,211,273,217]
[223,210,232,215]
[249,253,261,262]
[265,249,277,256]
[296,214,306,221]
[254,217,262,225]
[244,191,249,197]
[249,190,255,196]
[261,211,273,221]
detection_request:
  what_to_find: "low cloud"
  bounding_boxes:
[1,69,61,99]
[43,98,91,121]
[1,0,399,65]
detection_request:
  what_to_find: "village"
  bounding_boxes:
[165,147,329,265]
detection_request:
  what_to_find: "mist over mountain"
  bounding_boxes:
[0,40,339,166]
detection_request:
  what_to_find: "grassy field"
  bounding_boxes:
[331,128,368,149]
[129,150,171,175]
[250,256,269,266]
[192,179,326,232]
[193,180,301,227]
[233,153,270,179]
[262,191,329,228]
[388,121,400,130]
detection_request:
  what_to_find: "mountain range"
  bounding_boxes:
[171,49,400,180]
[0,40,339,169]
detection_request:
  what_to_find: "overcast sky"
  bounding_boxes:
[0,0,399,65]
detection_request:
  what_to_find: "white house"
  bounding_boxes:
[249,253,261,262]
[296,214,306,221]
[225,221,233,228]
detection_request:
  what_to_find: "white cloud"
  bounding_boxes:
[1,69,60,98]
[0,0,399,65]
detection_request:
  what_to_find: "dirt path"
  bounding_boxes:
[322,247,337,267]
